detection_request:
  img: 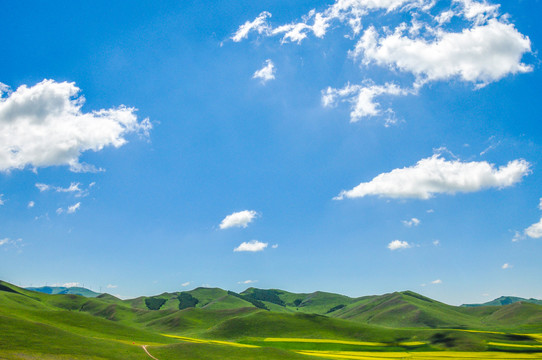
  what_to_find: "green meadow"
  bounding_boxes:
[1,281,542,359]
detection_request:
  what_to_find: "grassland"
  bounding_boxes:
[2,280,542,359]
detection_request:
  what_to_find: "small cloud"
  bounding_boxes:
[502,263,512,269]
[433,240,440,246]
[63,282,80,288]
[0,194,4,205]
[220,210,258,229]
[106,284,117,289]
[427,209,434,213]
[387,240,411,251]
[525,218,542,239]
[181,282,190,287]
[56,208,64,215]
[431,279,442,284]
[420,283,426,287]
[67,202,81,214]
[253,59,276,83]
[28,201,35,208]
[271,244,278,249]
[234,240,268,252]
[237,280,258,284]
[402,218,420,227]
[36,183,51,192]
[539,197,542,210]
[512,231,524,242]
[0,238,20,248]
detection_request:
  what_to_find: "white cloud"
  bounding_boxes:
[220,210,258,229]
[272,244,279,249]
[431,279,442,284]
[28,201,35,208]
[253,59,276,83]
[322,82,411,122]
[181,282,190,287]
[433,239,440,246]
[0,79,151,173]
[335,155,530,200]
[63,282,80,288]
[0,237,23,250]
[387,239,411,250]
[512,230,524,242]
[67,202,81,214]
[0,194,4,205]
[231,11,272,42]
[56,208,63,215]
[106,284,117,289]
[35,182,91,197]
[402,218,420,227]
[234,240,268,252]
[353,19,531,87]
[237,279,258,284]
[427,209,434,213]
[233,0,532,123]
[525,218,542,239]
[502,263,512,269]
[539,198,542,211]
[36,183,51,192]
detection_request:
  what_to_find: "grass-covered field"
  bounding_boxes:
[2,280,542,359]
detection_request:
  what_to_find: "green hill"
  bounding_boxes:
[463,296,542,307]
[5,280,542,359]
[26,285,101,297]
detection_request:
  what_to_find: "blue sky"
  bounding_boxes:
[1,0,541,305]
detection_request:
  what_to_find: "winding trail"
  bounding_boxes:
[142,345,159,360]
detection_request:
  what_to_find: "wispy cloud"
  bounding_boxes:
[233,0,532,123]
[502,263,512,269]
[402,218,420,227]
[237,279,258,284]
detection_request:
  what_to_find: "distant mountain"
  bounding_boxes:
[462,296,542,307]
[26,286,101,297]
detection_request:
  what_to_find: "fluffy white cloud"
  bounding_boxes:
[0,80,151,172]
[233,0,532,123]
[231,11,271,42]
[335,155,530,200]
[181,282,190,287]
[234,240,268,252]
[322,82,410,122]
[28,201,35,208]
[431,279,442,284]
[352,19,531,86]
[387,240,411,250]
[253,60,276,83]
[402,218,420,227]
[525,218,542,239]
[502,263,512,269]
[106,284,118,289]
[220,210,258,229]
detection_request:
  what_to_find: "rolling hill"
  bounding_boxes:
[3,280,542,359]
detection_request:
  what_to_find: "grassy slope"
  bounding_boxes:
[4,280,542,359]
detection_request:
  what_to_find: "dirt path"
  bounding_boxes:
[142,345,159,360]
